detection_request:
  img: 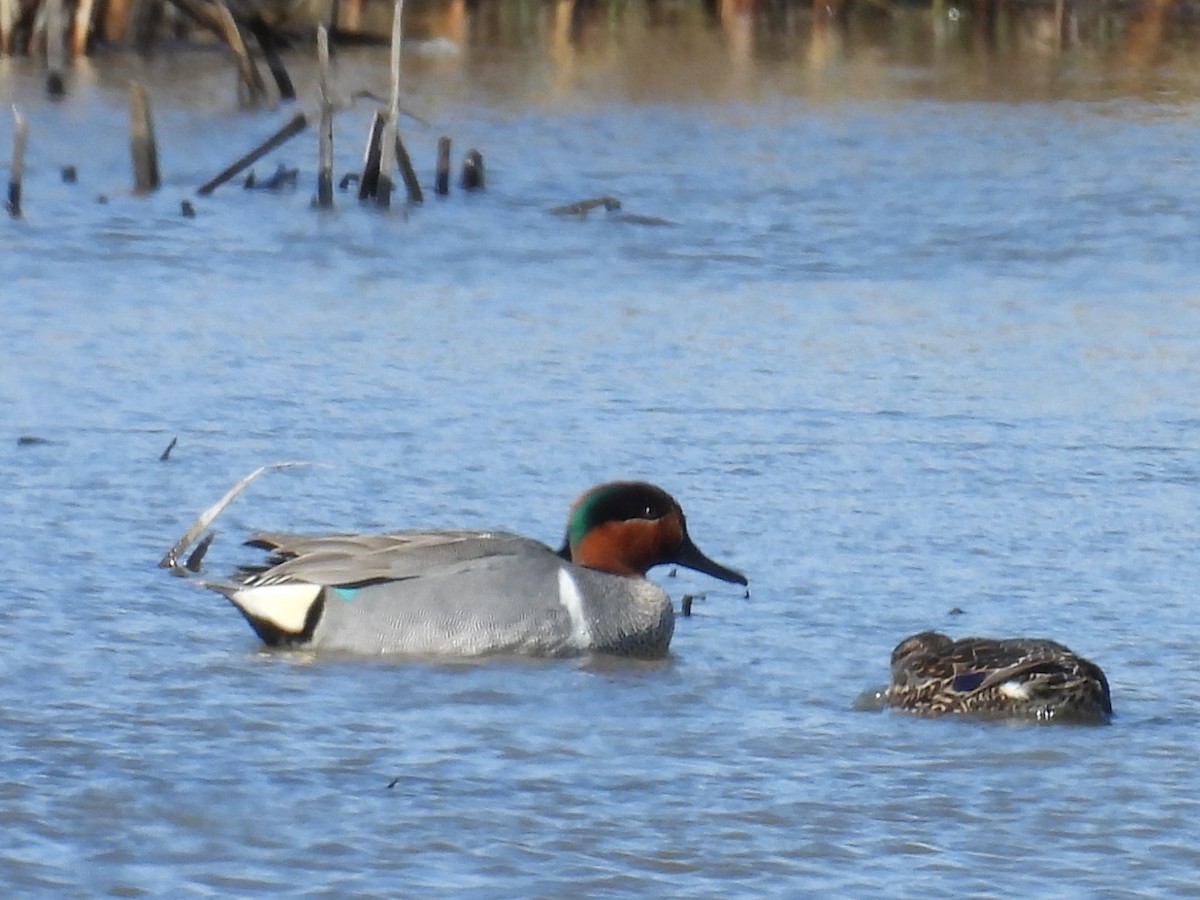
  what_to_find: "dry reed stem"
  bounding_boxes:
[375,0,405,208]
[317,24,334,208]
[435,135,450,195]
[129,81,160,193]
[7,106,27,218]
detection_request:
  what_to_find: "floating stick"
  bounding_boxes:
[435,135,450,196]
[159,436,178,461]
[7,107,26,218]
[158,461,318,573]
[316,25,334,209]
[197,112,307,195]
[130,82,160,194]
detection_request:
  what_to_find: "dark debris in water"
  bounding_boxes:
[159,435,178,460]
[244,164,299,191]
[460,149,485,191]
[17,435,55,446]
[547,195,622,216]
[546,195,674,226]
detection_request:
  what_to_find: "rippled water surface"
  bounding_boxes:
[5,6,1200,895]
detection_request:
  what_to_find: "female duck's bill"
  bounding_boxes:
[880,631,1112,724]
[195,480,746,659]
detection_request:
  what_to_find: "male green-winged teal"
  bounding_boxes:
[195,481,747,658]
[882,631,1112,723]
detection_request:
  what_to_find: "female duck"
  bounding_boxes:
[882,631,1112,723]
[192,480,747,658]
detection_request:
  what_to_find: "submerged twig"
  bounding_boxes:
[158,460,317,573]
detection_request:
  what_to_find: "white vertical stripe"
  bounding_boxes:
[557,568,593,649]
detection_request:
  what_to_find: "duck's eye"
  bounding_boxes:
[639,502,670,520]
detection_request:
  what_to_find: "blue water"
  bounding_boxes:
[5,11,1200,895]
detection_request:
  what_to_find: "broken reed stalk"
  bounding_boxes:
[357,110,385,201]
[213,0,267,106]
[129,82,160,194]
[375,0,405,208]
[316,25,334,208]
[7,107,27,218]
[45,0,66,96]
[435,135,450,195]
[197,112,308,195]
[71,0,96,57]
